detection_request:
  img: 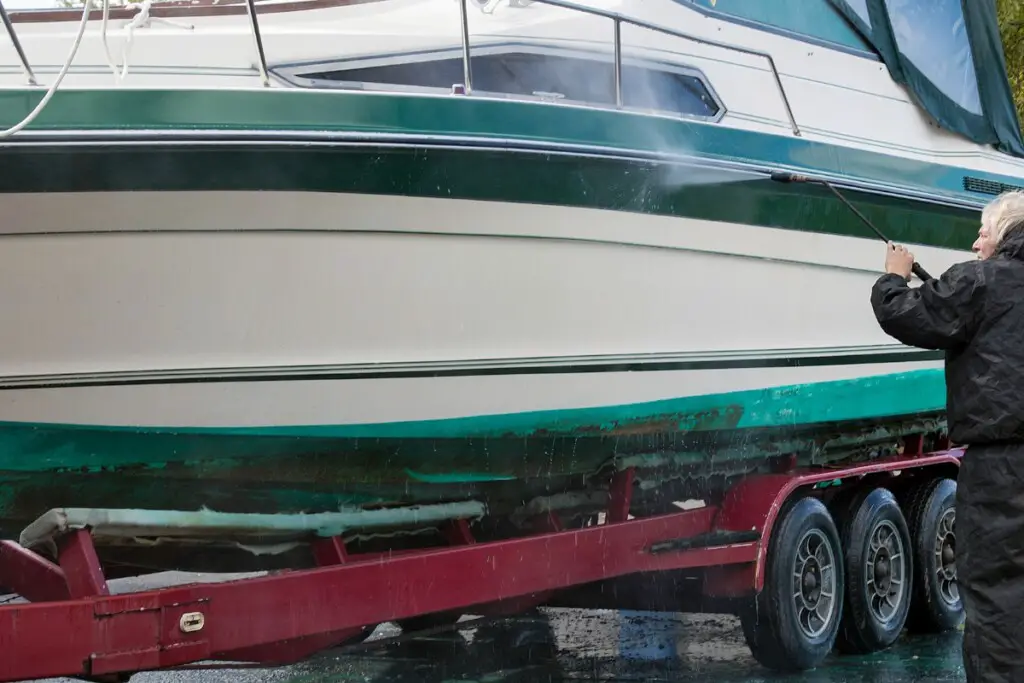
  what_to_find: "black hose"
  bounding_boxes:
[769,171,933,281]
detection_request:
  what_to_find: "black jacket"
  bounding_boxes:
[871,228,1024,445]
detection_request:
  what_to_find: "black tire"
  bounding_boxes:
[901,477,963,633]
[834,487,914,654]
[740,496,844,672]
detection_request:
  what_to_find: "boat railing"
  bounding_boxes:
[0,0,801,136]
[0,1,36,85]
[455,0,801,136]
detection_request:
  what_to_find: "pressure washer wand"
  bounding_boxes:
[769,171,933,281]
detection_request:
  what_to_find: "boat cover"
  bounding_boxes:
[679,0,1024,157]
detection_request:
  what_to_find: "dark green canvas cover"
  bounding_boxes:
[678,0,1024,156]
[828,0,1024,157]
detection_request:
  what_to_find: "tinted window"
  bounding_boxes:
[300,51,721,118]
[884,0,981,115]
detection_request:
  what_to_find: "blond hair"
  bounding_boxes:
[982,190,1024,244]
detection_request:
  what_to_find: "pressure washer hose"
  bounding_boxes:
[769,171,933,281]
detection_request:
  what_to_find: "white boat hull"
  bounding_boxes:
[0,188,960,431]
[0,185,954,529]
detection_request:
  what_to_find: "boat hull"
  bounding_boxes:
[0,369,946,538]
[0,181,960,533]
[0,185,968,376]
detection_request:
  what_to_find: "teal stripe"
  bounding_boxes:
[0,88,1018,203]
[404,469,518,483]
[0,369,948,524]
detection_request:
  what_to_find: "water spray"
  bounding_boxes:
[769,171,933,281]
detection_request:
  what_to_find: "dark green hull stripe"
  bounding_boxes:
[0,348,943,391]
[0,88,1018,203]
[0,142,983,251]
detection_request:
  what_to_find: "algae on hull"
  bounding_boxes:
[0,369,949,550]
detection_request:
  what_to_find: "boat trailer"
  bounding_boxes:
[0,438,962,681]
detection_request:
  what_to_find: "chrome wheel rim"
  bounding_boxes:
[934,508,959,607]
[791,528,838,639]
[865,519,906,623]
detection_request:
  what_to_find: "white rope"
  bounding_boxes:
[100,0,123,82]
[102,0,193,84]
[0,0,196,139]
[0,0,95,137]
[0,0,200,137]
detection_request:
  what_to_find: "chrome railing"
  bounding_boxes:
[458,0,474,95]
[244,0,270,86]
[0,0,36,85]
[0,0,800,135]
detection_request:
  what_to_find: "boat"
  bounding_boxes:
[0,0,1016,555]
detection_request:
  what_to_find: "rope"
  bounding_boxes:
[0,0,95,137]
[103,0,193,83]
[0,0,195,137]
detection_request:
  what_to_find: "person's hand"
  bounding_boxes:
[885,241,914,279]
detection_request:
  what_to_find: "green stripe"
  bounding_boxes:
[0,87,1017,202]
[0,141,981,251]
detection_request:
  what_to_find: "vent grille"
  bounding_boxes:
[963,176,1024,196]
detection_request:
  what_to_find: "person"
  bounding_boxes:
[870,189,1024,683]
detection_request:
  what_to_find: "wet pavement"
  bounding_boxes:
[42,605,967,683]
[279,609,966,683]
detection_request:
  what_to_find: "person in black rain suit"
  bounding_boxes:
[870,190,1024,683]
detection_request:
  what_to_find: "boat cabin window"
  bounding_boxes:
[276,47,723,120]
[883,0,981,115]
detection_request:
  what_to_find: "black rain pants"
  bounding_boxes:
[957,443,1024,683]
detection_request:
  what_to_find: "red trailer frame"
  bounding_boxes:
[0,443,963,682]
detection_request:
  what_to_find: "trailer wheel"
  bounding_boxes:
[834,487,913,654]
[740,496,844,672]
[902,477,962,633]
